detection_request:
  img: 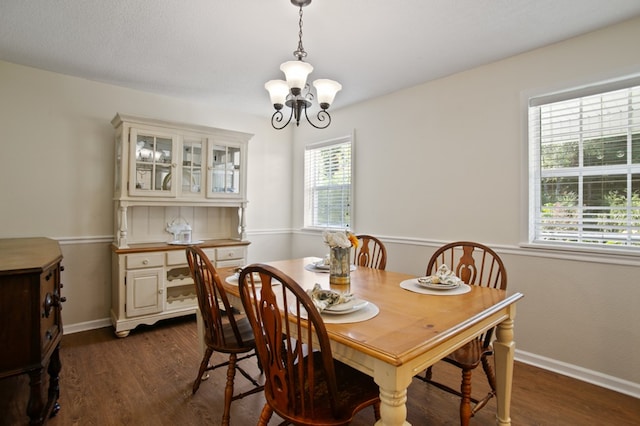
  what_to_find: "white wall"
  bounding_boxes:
[291,17,640,394]
[1,16,638,398]
[0,61,294,327]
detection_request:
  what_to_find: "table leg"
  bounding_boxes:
[493,315,515,426]
[373,361,412,426]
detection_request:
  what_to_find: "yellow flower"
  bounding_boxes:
[347,232,359,248]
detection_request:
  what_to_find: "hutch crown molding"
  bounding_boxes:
[110,114,252,337]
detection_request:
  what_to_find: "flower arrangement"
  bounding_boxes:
[322,230,359,248]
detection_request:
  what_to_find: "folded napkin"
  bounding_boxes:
[418,264,462,285]
[306,283,354,312]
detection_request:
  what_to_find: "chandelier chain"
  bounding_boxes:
[294,5,307,60]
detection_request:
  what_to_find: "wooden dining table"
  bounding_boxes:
[218,257,524,426]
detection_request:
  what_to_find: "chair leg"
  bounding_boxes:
[192,347,214,394]
[481,354,496,392]
[459,369,472,426]
[258,404,273,426]
[373,401,381,421]
[425,365,433,381]
[471,355,497,415]
[221,353,238,426]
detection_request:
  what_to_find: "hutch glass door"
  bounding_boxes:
[181,139,203,196]
[208,144,241,196]
[130,129,176,197]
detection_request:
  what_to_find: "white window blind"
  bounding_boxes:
[529,79,640,249]
[304,136,352,229]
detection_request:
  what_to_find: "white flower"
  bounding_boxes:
[322,230,352,248]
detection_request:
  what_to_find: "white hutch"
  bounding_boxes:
[110,114,252,337]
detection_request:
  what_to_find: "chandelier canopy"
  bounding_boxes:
[265,0,341,130]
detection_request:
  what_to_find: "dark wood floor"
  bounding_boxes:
[1,316,638,426]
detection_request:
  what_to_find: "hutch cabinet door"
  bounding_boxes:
[206,141,245,198]
[125,268,164,317]
[128,128,178,197]
[177,137,204,198]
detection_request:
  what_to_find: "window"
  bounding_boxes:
[528,78,640,250]
[304,135,353,229]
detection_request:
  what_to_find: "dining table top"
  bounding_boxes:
[219,256,523,368]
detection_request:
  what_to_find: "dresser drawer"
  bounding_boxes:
[126,253,164,269]
[215,258,245,268]
[216,246,246,262]
[166,250,187,266]
[40,264,61,356]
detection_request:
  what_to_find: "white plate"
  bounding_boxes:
[323,298,369,315]
[416,280,460,290]
[305,263,357,273]
[167,240,204,245]
[225,273,274,287]
[290,300,379,323]
[313,261,331,270]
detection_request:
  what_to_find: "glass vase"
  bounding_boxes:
[329,246,351,289]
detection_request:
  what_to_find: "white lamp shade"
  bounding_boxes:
[264,79,290,106]
[280,60,313,90]
[313,79,342,107]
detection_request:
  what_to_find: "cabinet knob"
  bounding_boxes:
[43,293,53,318]
[43,291,66,318]
[158,288,164,294]
[142,259,149,265]
[60,265,65,272]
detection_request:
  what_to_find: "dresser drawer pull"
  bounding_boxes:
[43,291,66,318]
[43,293,53,318]
[142,259,149,265]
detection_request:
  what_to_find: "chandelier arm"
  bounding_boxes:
[303,106,331,130]
[271,108,294,130]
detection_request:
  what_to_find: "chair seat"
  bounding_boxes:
[444,339,492,370]
[276,352,380,426]
[210,315,256,353]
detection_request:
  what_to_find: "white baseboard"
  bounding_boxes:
[64,318,112,335]
[515,349,640,399]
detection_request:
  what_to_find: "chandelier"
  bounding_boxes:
[265,0,342,130]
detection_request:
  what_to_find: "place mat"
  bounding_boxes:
[225,275,280,287]
[304,263,357,273]
[399,278,471,296]
[291,301,379,324]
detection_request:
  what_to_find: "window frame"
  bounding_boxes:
[527,75,640,254]
[303,134,354,231]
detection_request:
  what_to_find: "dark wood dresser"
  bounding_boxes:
[0,238,65,424]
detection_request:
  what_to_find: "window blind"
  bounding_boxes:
[529,81,640,249]
[304,136,352,229]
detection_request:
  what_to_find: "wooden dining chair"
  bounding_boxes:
[238,263,381,426]
[415,241,507,426]
[353,234,387,270]
[185,246,264,426]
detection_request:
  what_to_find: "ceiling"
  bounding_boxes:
[2,0,640,118]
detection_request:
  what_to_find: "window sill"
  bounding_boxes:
[519,242,640,266]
